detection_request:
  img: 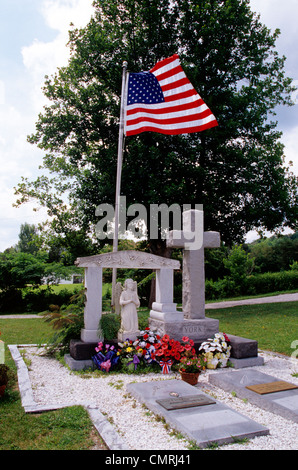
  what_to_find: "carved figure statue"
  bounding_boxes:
[118,279,140,341]
[114,282,123,314]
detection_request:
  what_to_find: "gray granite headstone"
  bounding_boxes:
[127,379,269,448]
[209,369,298,423]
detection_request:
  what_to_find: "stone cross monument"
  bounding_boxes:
[149,208,220,342]
[167,209,220,319]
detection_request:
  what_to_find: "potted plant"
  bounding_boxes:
[199,332,231,369]
[178,355,207,385]
[0,364,9,397]
[177,337,207,385]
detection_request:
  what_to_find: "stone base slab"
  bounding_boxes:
[64,354,95,371]
[150,308,184,322]
[149,317,219,342]
[118,330,140,342]
[70,339,98,360]
[228,356,264,369]
[81,328,103,343]
[228,334,258,359]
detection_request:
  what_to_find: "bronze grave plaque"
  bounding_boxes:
[246,380,298,395]
[156,394,216,410]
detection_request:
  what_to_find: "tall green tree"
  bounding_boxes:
[17,223,39,254]
[15,0,298,255]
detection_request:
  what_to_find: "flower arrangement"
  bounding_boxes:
[117,339,142,371]
[178,355,207,373]
[117,328,161,372]
[199,332,231,369]
[178,336,207,374]
[92,342,120,372]
[135,328,161,365]
[151,334,186,373]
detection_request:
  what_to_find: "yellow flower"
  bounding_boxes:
[126,347,133,352]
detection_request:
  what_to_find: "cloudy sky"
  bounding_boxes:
[0,0,297,251]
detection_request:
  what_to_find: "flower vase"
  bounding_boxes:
[207,358,219,369]
[219,357,228,368]
[179,371,200,385]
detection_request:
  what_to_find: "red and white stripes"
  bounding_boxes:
[125,54,218,136]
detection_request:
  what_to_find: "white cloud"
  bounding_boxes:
[22,0,94,112]
[0,0,94,251]
[250,0,298,33]
[23,0,94,76]
[281,126,298,175]
[0,81,5,105]
[42,0,94,32]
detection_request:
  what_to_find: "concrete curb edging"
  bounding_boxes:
[8,344,129,451]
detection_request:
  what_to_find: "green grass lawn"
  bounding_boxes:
[0,299,297,450]
[0,317,107,451]
[0,318,53,345]
[206,301,298,356]
[0,397,100,450]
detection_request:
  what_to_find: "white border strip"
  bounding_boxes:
[8,344,128,451]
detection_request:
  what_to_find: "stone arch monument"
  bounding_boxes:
[75,250,181,343]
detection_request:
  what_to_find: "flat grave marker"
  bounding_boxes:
[156,394,216,410]
[127,379,269,448]
[209,369,298,423]
[246,380,298,395]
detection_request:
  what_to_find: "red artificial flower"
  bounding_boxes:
[223,332,230,342]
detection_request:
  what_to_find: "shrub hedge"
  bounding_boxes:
[0,286,83,313]
[205,270,298,300]
[1,269,297,313]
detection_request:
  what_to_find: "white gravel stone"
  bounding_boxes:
[23,347,298,450]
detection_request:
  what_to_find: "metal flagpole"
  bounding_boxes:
[112,61,128,308]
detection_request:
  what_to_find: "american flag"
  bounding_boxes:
[124,54,218,136]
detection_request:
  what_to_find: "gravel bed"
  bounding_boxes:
[23,347,298,450]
